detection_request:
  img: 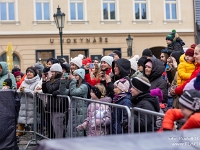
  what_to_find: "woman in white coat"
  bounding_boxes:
[16,67,40,136]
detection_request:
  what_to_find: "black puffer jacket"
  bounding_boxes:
[131,92,160,132]
[167,37,185,54]
[144,58,168,103]
[42,73,67,112]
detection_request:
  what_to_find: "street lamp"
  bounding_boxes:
[126,34,133,57]
[54,6,65,57]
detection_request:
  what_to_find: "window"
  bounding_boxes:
[36,1,50,20]
[70,49,88,59]
[103,48,121,56]
[165,0,177,20]
[36,50,55,66]
[0,53,20,67]
[103,0,116,20]
[0,2,15,20]
[134,0,146,20]
[70,0,83,20]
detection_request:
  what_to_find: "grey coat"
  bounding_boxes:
[17,75,40,124]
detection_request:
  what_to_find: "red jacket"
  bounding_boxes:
[161,109,200,130]
[175,63,200,95]
[85,68,112,86]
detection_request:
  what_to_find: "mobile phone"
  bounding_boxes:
[89,63,94,69]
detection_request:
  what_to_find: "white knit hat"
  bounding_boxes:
[101,56,113,66]
[70,57,82,68]
[73,69,85,79]
[129,57,138,71]
[50,63,62,73]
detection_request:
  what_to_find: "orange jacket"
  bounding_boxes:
[162,109,200,130]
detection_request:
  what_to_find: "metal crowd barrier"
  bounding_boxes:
[70,96,132,137]
[34,93,71,141]
[130,107,165,133]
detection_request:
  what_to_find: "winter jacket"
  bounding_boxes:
[175,63,200,95]
[17,75,40,124]
[81,97,112,136]
[85,71,100,86]
[167,37,185,54]
[112,93,132,134]
[69,78,88,137]
[177,59,195,86]
[42,73,66,112]
[0,62,16,89]
[131,92,160,132]
[162,109,200,130]
[144,58,168,103]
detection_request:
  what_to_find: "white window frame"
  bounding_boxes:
[163,0,181,24]
[33,0,54,25]
[0,0,19,25]
[132,0,151,24]
[100,0,120,24]
[67,0,88,25]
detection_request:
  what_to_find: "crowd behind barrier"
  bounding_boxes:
[14,92,166,144]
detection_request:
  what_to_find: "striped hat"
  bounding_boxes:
[131,76,151,93]
[179,89,200,111]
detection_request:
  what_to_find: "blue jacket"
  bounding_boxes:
[112,93,132,134]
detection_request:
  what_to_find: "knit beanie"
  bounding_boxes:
[50,63,62,73]
[82,57,92,65]
[70,57,82,68]
[108,52,114,58]
[142,48,152,57]
[34,62,44,73]
[129,57,138,71]
[101,56,113,67]
[73,68,85,79]
[91,86,102,99]
[131,76,151,93]
[14,71,21,77]
[114,78,130,92]
[113,50,122,59]
[26,67,38,76]
[185,49,194,57]
[137,56,147,66]
[179,89,200,112]
[11,67,20,74]
[78,54,85,60]
[150,88,163,103]
[3,78,12,88]
[166,29,176,41]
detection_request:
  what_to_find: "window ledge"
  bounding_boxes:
[67,21,89,25]
[33,21,55,25]
[0,21,20,25]
[132,20,152,24]
[163,20,182,24]
[100,21,121,24]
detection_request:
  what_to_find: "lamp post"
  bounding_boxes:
[126,34,133,58]
[54,6,65,57]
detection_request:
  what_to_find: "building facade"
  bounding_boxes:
[0,0,195,71]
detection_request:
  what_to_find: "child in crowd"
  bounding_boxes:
[112,78,132,134]
[76,84,112,136]
[177,45,196,86]
[161,89,200,130]
[2,78,12,89]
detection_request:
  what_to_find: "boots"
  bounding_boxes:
[16,124,24,136]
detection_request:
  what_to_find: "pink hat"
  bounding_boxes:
[114,78,130,92]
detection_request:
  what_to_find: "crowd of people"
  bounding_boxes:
[0,29,200,140]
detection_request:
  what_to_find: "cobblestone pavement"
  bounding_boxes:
[18,133,37,150]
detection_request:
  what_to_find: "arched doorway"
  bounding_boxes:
[0,53,20,67]
[149,46,166,59]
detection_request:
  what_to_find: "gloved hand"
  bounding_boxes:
[52,90,60,97]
